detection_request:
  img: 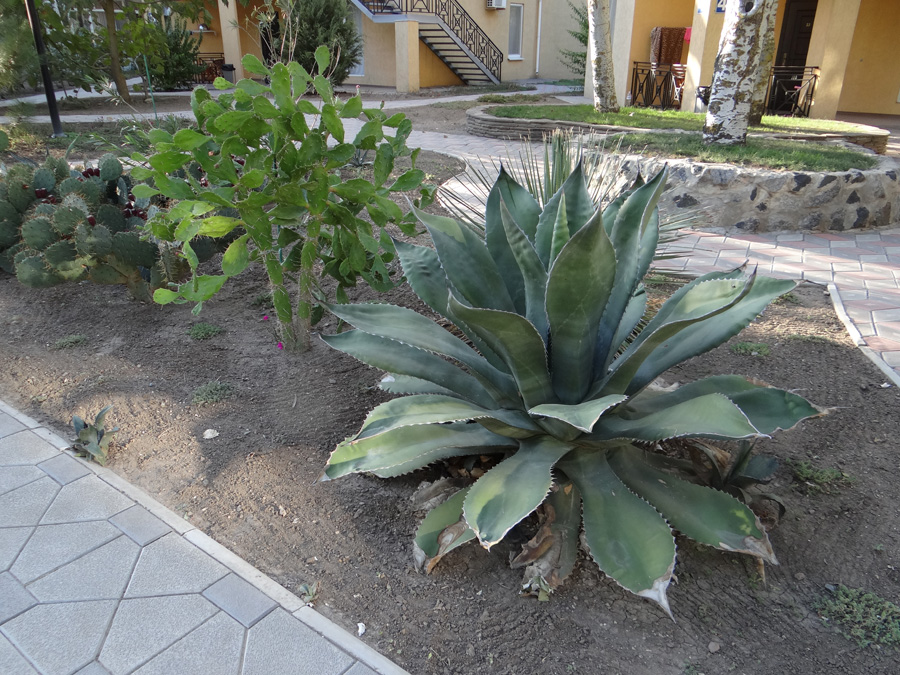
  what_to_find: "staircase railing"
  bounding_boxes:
[360,0,502,81]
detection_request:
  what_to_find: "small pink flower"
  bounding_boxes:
[277,342,284,350]
[262,315,269,321]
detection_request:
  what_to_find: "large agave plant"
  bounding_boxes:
[321,163,820,615]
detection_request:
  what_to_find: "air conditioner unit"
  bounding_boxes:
[486,0,507,9]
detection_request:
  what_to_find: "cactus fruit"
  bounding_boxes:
[99,154,123,182]
[21,217,58,251]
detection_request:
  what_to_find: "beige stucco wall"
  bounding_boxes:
[837,0,900,115]
[629,0,694,68]
[347,19,397,87]
[536,0,583,80]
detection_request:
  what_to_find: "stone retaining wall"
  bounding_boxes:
[466,106,891,154]
[465,106,899,233]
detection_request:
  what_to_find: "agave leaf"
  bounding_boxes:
[464,436,573,549]
[326,302,517,404]
[613,274,798,396]
[590,393,760,442]
[449,295,555,409]
[414,488,476,573]
[322,331,496,408]
[545,208,616,403]
[358,394,541,440]
[603,287,648,370]
[534,161,594,266]
[414,207,515,312]
[373,445,508,478]
[594,169,668,367]
[325,421,515,478]
[394,238,508,373]
[624,375,822,434]
[607,446,777,564]
[499,199,549,339]
[475,414,543,439]
[512,479,581,597]
[485,167,542,312]
[559,447,676,617]
[379,374,459,397]
[529,395,627,434]
[548,192,570,264]
[600,275,756,396]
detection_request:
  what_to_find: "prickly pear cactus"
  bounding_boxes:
[0,158,191,300]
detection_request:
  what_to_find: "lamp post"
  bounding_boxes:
[23,0,65,138]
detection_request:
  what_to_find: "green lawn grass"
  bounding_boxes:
[488,105,876,135]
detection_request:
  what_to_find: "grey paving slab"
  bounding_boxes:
[202,573,277,627]
[0,527,32,573]
[41,474,133,524]
[0,430,59,465]
[1,599,117,675]
[0,634,38,675]
[125,533,227,597]
[38,453,92,485]
[26,535,139,602]
[0,404,40,430]
[0,465,44,496]
[109,505,171,546]
[10,520,120,584]
[243,609,354,675]
[0,412,26,438]
[132,612,244,675]
[0,476,59,527]
[345,663,378,675]
[74,663,112,675]
[30,427,71,451]
[0,572,37,623]
[99,594,218,675]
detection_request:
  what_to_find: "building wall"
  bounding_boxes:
[629,0,694,68]
[347,19,397,87]
[536,0,583,80]
[837,0,900,115]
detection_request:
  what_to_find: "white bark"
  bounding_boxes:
[749,0,779,125]
[703,0,767,145]
[588,0,618,112]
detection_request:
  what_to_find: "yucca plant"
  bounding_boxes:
[320,163,821,616]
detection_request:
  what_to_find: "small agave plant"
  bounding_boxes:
[320,162,820,616]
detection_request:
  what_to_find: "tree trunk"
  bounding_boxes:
[588,0,618,113]
[101,0,131,103]
[703,0,767,145]
[748,0,779,126]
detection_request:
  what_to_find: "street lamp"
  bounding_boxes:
[23,0,65,138]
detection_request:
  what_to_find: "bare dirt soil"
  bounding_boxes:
[3,217,900,675]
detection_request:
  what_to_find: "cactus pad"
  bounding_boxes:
[15,255,63,288]
[33,203,55,216]
[43,241,86,280]
[112,231,158,268]
[31,168,56,192]
[21,217,59,251]
[99,154,123,182]
[0,201,21,228]
[53,206,88,235]
[89,263,127,285]
[61,194,90,215]
[43,156,71,182]
[96,204,126,233]
[7,183,35,214]
[0,220,18,249]
[75,223,113,258]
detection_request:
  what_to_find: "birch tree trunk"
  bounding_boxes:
[588,0,618,112]
[748,0,779,126]
[702,0,767,145]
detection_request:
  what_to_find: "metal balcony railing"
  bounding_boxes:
[629,62,686,110]
[765,66,819,117]
[360,0,502,82]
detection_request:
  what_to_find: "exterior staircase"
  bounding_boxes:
[352,0,502,85]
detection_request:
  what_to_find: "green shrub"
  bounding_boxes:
[730,342,770,357]
[816,585,900,648]
[188,322,223,340]
[154,20,203,91]
[320,163,821,615]
[191,381,234,405]
[52,334,87,349]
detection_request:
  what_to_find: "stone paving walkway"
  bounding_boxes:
[0,402,406,675]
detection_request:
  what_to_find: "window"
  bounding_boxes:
[349,6,365,76]
[508,4,524,60]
